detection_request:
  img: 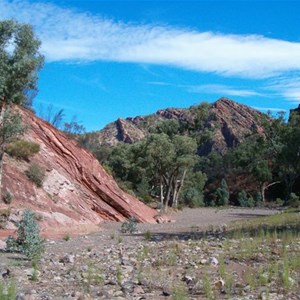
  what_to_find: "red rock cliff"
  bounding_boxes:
[0,108,158,237]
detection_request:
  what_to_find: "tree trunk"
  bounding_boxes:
[159,176,164,209]
[0,104,6,200]
[261,181,280,204]
[172,169,187,208]
[164,174,174,212]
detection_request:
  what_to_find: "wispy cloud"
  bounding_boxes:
[147,81,173,86]
[265,75,300,103]
[186,84,262,97]
[2,0,300,79]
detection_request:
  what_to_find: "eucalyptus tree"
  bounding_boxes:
[0,20,44,108]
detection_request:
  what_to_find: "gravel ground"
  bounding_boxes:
[101,207,279,234]
[1,207,291,300]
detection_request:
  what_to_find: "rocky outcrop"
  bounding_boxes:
[116,118,145,144]
[0,108,158,237]
[200,97,265,154]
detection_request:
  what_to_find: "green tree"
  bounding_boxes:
[0,20,44,107]
[180,171,207,207]
[6,209,44,260]
[144,134,198,210]
[276,113,300,202]
[216,178,229,206]
[0,107,25,150]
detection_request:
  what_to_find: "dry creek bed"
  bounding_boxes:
[0,207,299,300]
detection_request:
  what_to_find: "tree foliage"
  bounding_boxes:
[6,209,44,260]
[0,20,44,107]
[0,107,25,148]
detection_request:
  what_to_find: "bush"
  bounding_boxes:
[25,163,45,187]
[0,209,10,229]
[216,179,229,206]
[288,193,300,208]
[121,217,137,233]
[6,140,40,160]
[6,209,44,260]
[2,191,13,204]
[182,187,204,207]
[255,192,263,207]
[238,190,255,207]
[0,280,16,300]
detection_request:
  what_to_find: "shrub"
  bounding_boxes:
[144,230,152,241]
[2,191,13,204]
[6,209,44,260]
[238,190,254,207]
[0,280,16,300]
[121,217,137,233]
[216,178,229,206]
[255,192,263,207]
[182,187,204,208]
[25,163,45,187]
[6,140,40,160]
[0,209,10,229]
[288,193,300,208]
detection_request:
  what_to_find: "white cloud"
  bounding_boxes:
[2,0,300,79]
[147,81,173,86]
[186,84,262,97]
[266,76,300,103]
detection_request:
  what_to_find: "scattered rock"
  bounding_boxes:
[0,239,7,250]
[209,257,219,266]
[59,254,75,264]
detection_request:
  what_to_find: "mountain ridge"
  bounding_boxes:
[83,97,266,155]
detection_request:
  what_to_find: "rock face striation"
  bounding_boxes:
[200,97,265,154]
[91,98,266,154]
[0,108,158,238]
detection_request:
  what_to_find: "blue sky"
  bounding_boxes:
[1,0,300,131]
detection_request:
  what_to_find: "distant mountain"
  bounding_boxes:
[83,98,266,155]
[0,107,158,238]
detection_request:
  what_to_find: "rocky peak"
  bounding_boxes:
[199,97,265,154]
[156,108,186,120]
[116,118,145,144]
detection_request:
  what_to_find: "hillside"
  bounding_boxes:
[0,107,159,238]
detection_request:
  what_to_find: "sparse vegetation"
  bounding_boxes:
[0,208,10,229]
[6,209,44,260]
[0,281,17,300]
[144,230,152,240]
[121,217,137,233]
[25,163,45,187]
[63,234,71,241]
[2,190,13,204]
[6,140,40,160]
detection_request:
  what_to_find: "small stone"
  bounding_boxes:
[17,290,37,300]
[183,275,193,284]
[200,259,208,265]
[113,290,124,297]
[59,254,75,263]
[162,288,171,296]
[25,268,40,279]
[0,240,7,250]
[214,278,225,289]
[209,257,219,266]
[133,286,144,294]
